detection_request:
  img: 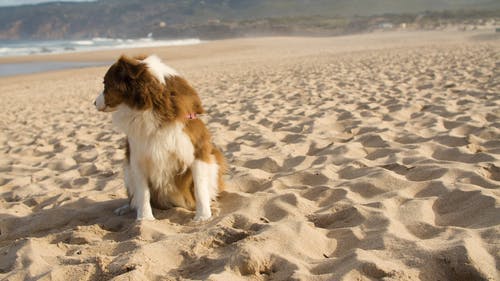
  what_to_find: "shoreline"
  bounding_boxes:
[0,61,111,77]
[0,29,496,69]
[0,37,202,59]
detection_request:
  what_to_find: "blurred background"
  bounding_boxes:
[0,0,499,56]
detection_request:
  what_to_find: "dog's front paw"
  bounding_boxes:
[136,214,156,221]
[193,212,212,222]
[114,204,131,216]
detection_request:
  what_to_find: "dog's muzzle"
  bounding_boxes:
[94,92,107,111]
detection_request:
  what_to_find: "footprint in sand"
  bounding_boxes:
[433,189,499,228]
[242,157,281,173]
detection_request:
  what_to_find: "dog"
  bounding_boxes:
[94,55,226,221]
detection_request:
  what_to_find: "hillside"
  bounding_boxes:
[0,0,499,39]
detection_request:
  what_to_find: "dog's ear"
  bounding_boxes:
[117,55,146,80]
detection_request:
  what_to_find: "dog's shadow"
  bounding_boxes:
[0,197,128,242]
[0,194,215,244]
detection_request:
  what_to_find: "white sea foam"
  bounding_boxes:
[0,37,202,57]
[73,40,94,46]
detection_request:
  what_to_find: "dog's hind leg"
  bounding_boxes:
[191,158,219,222]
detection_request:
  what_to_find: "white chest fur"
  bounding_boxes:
[112,106,195,190]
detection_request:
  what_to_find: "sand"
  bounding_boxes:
[0,31,499,281]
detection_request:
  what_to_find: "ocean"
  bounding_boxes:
[0,37,201,57]
[0,61,111,77]
[0,37,201,77]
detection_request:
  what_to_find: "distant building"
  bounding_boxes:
[379,22,394,29]
[208,19,221,24]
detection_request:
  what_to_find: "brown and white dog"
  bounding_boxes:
[94,55,226,221]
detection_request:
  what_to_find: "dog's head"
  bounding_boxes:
[94,55,160,112]
[94,55,204,122]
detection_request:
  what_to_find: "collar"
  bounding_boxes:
[187,113,197,120]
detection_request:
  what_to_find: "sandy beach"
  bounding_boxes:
[0,31,499,280]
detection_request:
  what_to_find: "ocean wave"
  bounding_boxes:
[0,38,202,57]
[72,40,95,46]
[112,38,201,49]
[91,37,118,42]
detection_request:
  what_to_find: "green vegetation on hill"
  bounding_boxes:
[0,0,499,39]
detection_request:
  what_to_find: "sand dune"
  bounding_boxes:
[0,31,499,280]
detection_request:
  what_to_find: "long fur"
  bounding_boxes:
[95,55,226,221]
